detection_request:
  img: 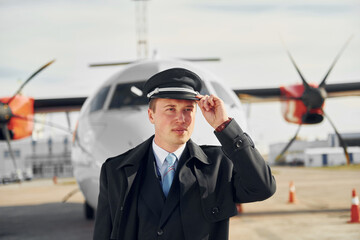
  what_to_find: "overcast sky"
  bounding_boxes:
[1,0,359,153]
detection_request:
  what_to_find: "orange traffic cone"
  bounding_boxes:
[348,189,360,223]
[53,176,57,185]
[288,181,296,203]
[236,203,243,214]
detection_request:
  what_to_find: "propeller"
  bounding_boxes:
[275,37,353,164]
[0,60,55,181]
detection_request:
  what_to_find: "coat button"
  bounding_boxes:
[235,140,243,148]
[157,229,164,236]
[211,207,220,215]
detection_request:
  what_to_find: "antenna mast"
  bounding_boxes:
[134,0,149,59]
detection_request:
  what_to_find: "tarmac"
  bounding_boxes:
[0,166,360,240]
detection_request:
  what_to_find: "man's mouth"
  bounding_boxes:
[172,128,187,134]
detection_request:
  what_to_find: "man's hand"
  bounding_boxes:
[196,94,229,129]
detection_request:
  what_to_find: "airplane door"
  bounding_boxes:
[322,154,328,166]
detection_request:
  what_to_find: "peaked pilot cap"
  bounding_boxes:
[143,68,202,101]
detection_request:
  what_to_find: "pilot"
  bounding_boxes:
[93,68,276,240]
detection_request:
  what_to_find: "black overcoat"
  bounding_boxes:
[93,120,276,240]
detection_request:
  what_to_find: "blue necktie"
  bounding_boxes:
[162,153,177,197]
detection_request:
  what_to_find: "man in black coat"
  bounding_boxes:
[93,68,276,240]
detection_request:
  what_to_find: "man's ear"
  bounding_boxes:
[148,108,155,124]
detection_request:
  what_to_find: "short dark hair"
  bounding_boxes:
[149,98,158,112]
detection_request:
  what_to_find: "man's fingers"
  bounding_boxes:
[204,95,212,111]
[197,94,220,112]
[197,96,206,111]
[208,95,215,107]
[197,94,229,129]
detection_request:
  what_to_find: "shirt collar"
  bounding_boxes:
[152,139,186,167]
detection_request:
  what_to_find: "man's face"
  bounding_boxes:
[148,98,196,152]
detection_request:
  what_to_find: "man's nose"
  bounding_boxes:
[176,111,186,122]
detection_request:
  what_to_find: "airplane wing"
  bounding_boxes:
[324,82,360,98]
[31,81,360,112]
[34,97,87,113]
[233,87,282,103]
[233,81,360,103]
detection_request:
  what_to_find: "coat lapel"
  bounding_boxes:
[179,139,211,197]
[139,149,165,219]
[116,136,154,199]
[112,136,153,240]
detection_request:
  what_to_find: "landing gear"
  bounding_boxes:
[84,201,95,220]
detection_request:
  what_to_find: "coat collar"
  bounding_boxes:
[186,139,211,165]
[114,136,211,203]
[116,136,154,170]
[116,137,211,170]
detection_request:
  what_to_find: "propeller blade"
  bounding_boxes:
[12,114,72,134]
[322,109,351,165]
[280,38,310,89]
[319,35,354,88]
[275,123,302,164]
[1,123,22,180]
[7,60,55,104]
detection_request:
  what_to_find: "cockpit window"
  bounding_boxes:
[109,81,148,109]
[210,81,236,106]
[89,86,110,113]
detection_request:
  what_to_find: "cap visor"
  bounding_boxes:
[151,92,199,101]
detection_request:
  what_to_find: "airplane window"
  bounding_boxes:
[89,86,110,113]
[109,81,148,109]
[210,81,235,106]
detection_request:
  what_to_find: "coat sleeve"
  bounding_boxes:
[93,163,113,240]
[214,119,276,203]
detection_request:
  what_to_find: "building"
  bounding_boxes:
[268,132,360,167]
[305,147,360,167]
[0,135,72,182]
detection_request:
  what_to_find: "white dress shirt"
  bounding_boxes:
[152,139,186,181]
